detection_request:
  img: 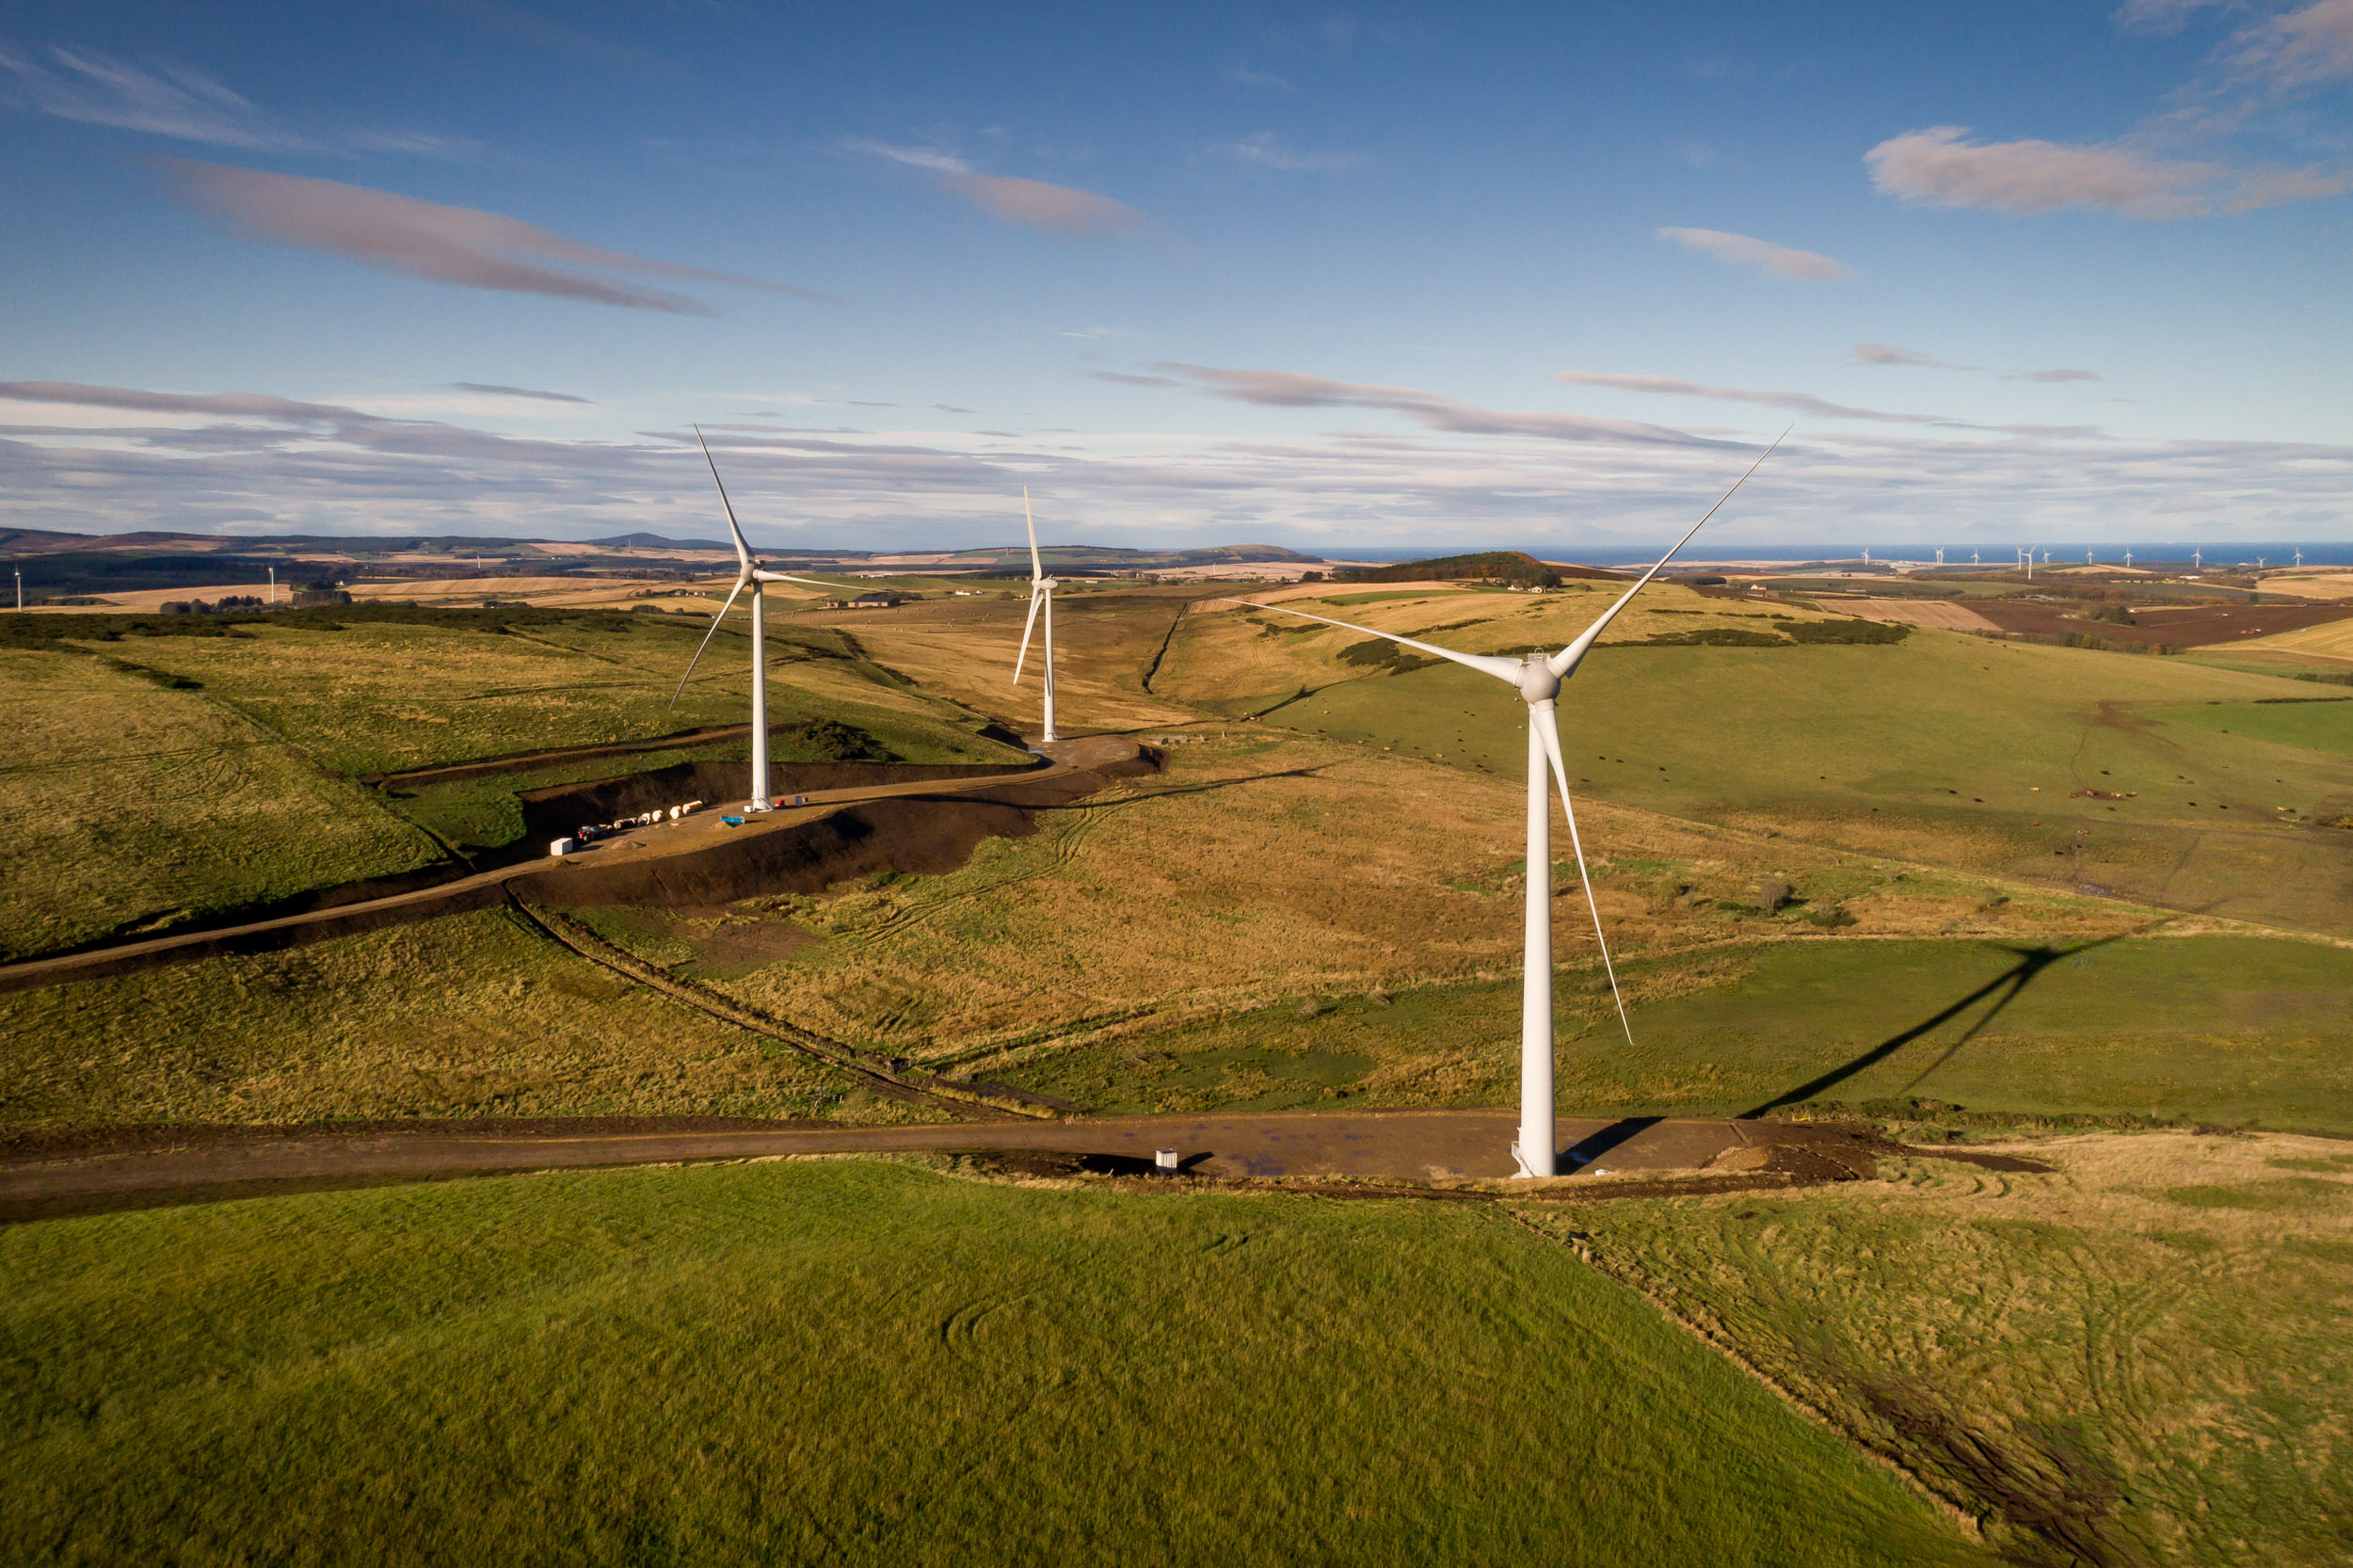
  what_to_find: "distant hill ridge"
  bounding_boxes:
[1335,550,1622,586]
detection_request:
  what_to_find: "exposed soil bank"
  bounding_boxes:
[512,756,1138,910]
[516,756,1047,848]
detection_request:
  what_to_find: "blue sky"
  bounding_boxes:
[3,0,2350,553]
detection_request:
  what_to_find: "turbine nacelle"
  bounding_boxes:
[1515,655,1561,707]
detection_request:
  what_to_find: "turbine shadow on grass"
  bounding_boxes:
[1737,926,2154,1121]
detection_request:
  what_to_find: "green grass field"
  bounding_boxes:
[0,1159,1990,1567]
[0,909,913,1134]
[88,613,1016,778]
[1546,1131,2353,1566]
[989,935,2353,1134]
[0,610,1029,960]
[1160,602,2353,935]
[0,649,445,961]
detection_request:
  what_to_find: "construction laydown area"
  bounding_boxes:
[3,567,2350,1568]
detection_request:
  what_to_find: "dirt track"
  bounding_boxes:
[0,735,1147,995]
[0,1108,2049,1224]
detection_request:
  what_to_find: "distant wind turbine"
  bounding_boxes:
[1013,488,1060,744]
[669,427,848,811]
[1220,431,1787,1177]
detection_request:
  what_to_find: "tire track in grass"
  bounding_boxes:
[838,790,1128,952]
[507,896,1049,1121]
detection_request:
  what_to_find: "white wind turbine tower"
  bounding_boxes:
[669,427,847,811]
[1225,434,1785,1177]
[1013,488,1060,744]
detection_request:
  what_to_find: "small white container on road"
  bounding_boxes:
[1154,1148,1180,1171]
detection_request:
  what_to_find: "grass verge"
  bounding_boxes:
[0,1158,1991,1566]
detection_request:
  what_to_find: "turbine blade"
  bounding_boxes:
[1545,425,1792,681]
[1025,487,1044,583]
[695,425,754,571]
[753,569,850,591]
[1014,585,1043,681]
[1532,703,1636,1049]
[1210,597,1522,685]
[669,576,746,709]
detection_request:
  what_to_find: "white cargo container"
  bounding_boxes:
[550,837,576,856]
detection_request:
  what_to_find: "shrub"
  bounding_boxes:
[1785,619,1909,645]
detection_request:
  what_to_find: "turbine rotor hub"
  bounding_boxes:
[1516,655,1561,706]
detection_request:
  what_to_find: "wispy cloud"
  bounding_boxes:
[1217,132,1364,172]
[2113,0,2230,33]
[2228,0,2353,91]
[1222,63,1292,89]
[0,42,300,148]
[1,381,361,422]
[1557,367,2105,436]
[450,382,593,404]
[0,41,468,156]
[1656,227,1855,280]
[152,159,838,312]
[2,377,2345,547]
[1145,363,1722,446]
[1849,344,2101,384]
[1088,371,1180,389]
[1849,343,1980,370]
[1866,124,2351,217]
[850,140,1147,238]
[1555,370,1946,425]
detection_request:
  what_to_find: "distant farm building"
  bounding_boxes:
[827,589,907,609]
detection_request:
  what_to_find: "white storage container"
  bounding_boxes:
[549,837,576,856]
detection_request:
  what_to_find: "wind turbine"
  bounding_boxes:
[2295,549,2304,568]
[1221,432,1786,1178]
[668,427,847,811]
[1013,488,1059,744]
